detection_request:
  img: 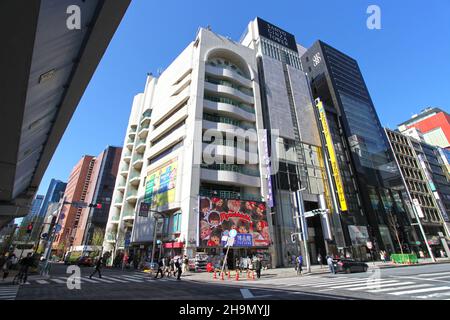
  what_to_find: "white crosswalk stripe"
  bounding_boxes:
[416,271,450,277]
[0,286,19,300]
[248,274,450,299]
[390,286,450,296]
[50,278,66,284]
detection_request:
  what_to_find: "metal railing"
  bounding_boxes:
[204,95,255,114]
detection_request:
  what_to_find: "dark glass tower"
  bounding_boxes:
[301,41,415,256]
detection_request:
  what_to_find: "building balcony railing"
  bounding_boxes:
[204,95,255,114]
[111,215,120,222]
[135,138,147,154]
[106,233,117,242]
[203,113,256,130]
[200,163,260,177]
[205,77,253,97]
[199,189,262,201]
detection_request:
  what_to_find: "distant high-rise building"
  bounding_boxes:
[302,41,417,256]
[19,194,44,241]
[398,108,450,150]
[52,156,95,255]
[385,128,450,257]
[38,179,67,219]
[73,146,122,247]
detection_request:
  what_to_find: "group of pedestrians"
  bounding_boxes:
[154,255,187,280]
[1,252,35,283]
[234,256,263,279]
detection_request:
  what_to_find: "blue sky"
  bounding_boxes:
[36,0,450,196]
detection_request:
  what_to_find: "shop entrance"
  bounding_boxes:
[304,201,327,265]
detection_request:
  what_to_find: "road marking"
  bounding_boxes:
[368,284,430,293]
[36,280,49,284]
[311,279,372,288]
[119,275,145,282]
[416,291,450,299]
[394,275,450,284]
[240,289,254,299]
[89,277,115,284]
[101,276,128,283]
[81,277,100,283]
[417,271,450,277]
[348,281,410,291]
[50,278,66,284]
[390,286,450,296]
[0,286,19,300]
[329,280,398,289]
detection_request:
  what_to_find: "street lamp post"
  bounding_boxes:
[293,188,311,273]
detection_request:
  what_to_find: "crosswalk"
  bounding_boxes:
[240,271,450,300]
[0,285,19,300]
[22,273,180,286]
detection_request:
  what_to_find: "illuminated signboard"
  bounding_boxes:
[316,98,348,212]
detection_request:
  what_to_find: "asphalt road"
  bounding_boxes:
[1,262,449,300]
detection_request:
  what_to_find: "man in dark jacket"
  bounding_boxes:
[254,257,262,279]
[154,258,164,279]
[175,257,182,280]
[90,257,103,279]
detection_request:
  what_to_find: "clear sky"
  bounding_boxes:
[36,0,450,196]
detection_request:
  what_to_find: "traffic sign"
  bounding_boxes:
[229,229,237,238]
[54,224,62,233]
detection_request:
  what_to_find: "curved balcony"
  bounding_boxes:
[113,197,123,208]
[205,65,252,88]
[105,232,117,243]
[117,185,126,192]
[202,143,259,165]
[204,82,254,105]
[138,127,149,139]
[135,139,147,154]
[129,175,141,187]
[110,215,120,224]
[122,210,135,222]
[123,154,132,163]
[203,98,255,122]
[119,167,129,177]
[125,191,138,203]
[140,110,152,126]
[200,164,261,187]
[132,154,144,170]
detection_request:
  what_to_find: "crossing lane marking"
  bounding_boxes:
[367,283,430,293]
[390,286,450,296]
[81,277,100,283]
[101,276,128,283]
[50,278,66,284]
[348,281,412,291]
[119,275,145,282]
[36,280,49,284]
[416,271,450,277]
[88,277,115,284]
[329,280,398,289]
[311,279,374,288]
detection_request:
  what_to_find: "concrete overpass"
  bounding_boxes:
[0,0,131,228]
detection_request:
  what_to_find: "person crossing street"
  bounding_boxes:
[90,256,103,279]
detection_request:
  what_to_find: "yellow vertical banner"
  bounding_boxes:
[316,99,348,212]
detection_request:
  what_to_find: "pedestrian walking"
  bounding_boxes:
[326,255,335,274]
[296,255,303,276]
[380,250,386,263]
[254,257,262,279]
[317,253,323,268]
[19,253,34,283]
[2,253,15,281]
[183,255,189,273]
[175,257,182,280]
[90,256,103,279]
[154,258,164,279]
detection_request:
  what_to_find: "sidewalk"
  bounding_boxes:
[180,258,450,283]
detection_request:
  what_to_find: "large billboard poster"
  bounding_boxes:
[198,197,271,248]
[144,159,177,208]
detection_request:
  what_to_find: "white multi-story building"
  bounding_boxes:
[103,26,275,265]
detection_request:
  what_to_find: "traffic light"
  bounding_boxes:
[26,223,33,234]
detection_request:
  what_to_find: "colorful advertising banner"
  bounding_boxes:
[145,159,177,208]
[198,197,271,248]
[316,98,348,212]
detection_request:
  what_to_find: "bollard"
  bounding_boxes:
[213,270,217,280]
[228,271,231,279]
[235,271,239,281]
[252,271,255,280]
[221,272,224,281]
